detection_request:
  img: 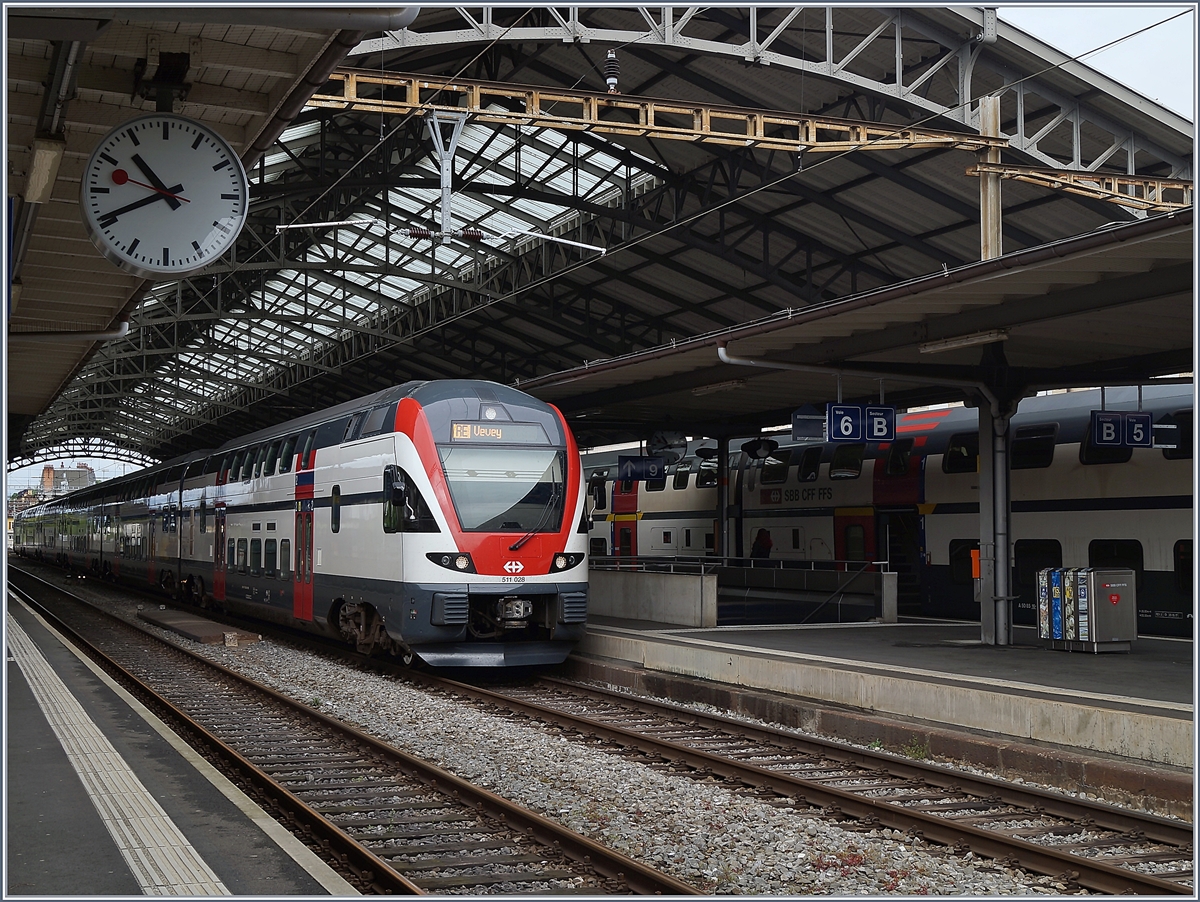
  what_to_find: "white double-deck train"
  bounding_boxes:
[584,386,1193,637]
[14,380,590,666]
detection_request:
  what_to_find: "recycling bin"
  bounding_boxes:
[1037,568,1135,653]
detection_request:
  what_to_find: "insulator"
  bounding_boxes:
[604,49,620,94]
[458,229,486,242]
[402,228,434,240]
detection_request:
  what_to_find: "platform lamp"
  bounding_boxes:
[24,136,66,205]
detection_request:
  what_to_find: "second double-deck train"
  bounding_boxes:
[13,380,589,666]
[584,386,1193,638]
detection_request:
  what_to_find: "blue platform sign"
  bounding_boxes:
[1124,412,1153,448]
[864,406,896,442]
[617,455,665,482]
[1091,411,1124,446]
[826,404,862,442]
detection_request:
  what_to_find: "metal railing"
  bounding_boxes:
[589,555,888,574]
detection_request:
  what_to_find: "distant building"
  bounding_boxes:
[41,463,96,496]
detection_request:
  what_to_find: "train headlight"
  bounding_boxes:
[427,552,476,573]
[551,552,583,572]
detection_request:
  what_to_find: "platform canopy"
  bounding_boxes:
[6,6,1193,468]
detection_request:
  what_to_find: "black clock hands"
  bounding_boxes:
[98,182,186,228]
[130,153,182,210]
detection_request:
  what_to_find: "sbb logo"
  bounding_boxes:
[1109,593,1121,604]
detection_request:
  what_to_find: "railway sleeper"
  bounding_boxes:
[394,853,559,872]
[413,871,581,890]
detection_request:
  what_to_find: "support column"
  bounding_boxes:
[992,414,1013,645]
[978,95,1002,260]
[716,436,729,560]
[977,405,996,642]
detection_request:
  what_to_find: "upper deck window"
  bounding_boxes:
[761,450,792,485]
[943,432,979,474]
[1011,424,1057,469]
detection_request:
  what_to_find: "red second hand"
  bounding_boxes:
[111,169,190,202]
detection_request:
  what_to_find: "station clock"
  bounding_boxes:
[79,113,249,279]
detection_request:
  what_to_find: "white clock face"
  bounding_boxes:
[80,113,249,279]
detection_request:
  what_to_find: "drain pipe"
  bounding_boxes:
[10,319,130,342]
[715,342,1002,414]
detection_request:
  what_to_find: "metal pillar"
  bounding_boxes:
[977,405,996,642]
[978,95,1003,260]
[716,436,729,560]
[992,413,1013,645]
[426,110,468,243]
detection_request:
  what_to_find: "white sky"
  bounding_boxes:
[998,5,1196,118]
[4,6,1196,491]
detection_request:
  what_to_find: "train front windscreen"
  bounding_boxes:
[438,446,566,533]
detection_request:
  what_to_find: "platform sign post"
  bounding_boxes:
[617,456,665,482]
[826,404,862,442]
[1124,413,1153,448]
[864,406,896,442]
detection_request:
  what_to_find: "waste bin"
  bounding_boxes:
[1037,568,1136,653]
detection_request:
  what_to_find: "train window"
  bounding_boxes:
[267,522,276,531]
[331,486,341,533]
[844,525,866,561]
[1174,540,1192,593]
[829,444,865,479]
[361,404,393,437]
[264,539,277,577]
[588,470,609,510]
[232,538,244,572]
[943,433,979,473]
[1011,424,1057,469]
[383,466,440,533]
[645,470,667,492]
[884,439,914,477]
[673,462,691,490]
[1088,539,1144,591]
[203,455,221,476]
[792,527,803,550]
[1079,430,1132,465]
[1161,410,1193,460]
[254,446,271,479]
[1014,539,1062,589]
[798,447,822,482]
[590,538,608,556]
[200,498,207,533]
[249,539,262,576]
[299,431,316,469]
[218,454,233,481]
[663,530,673,545]
[949,539,979,585]
[279,539,291,579]
[696,461,717,488]
[262,441,281,478]
[343,413,364,443]
[761,450,792,485]
[685,529,692,548]
[240,449,256,481]
[278,435,297,473]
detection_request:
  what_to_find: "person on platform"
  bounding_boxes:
[750,528,773,559]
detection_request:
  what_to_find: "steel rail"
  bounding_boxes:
[424,673,1191,896]
[8,571,701,897]
[539,677,1193,848]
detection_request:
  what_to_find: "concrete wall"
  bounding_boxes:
[589,569,718,627]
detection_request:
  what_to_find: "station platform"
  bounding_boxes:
[566,616,1194,815]
[5,593,356,896]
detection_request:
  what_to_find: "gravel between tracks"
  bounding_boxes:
[42,583,1089,896]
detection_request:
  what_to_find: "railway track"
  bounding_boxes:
[10,562,1193,895]
[7,574,697,896]
[422,675,1193,896]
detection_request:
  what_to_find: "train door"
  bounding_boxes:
[213,506,227,602]
[147,511,158,586]
[877,508,923,614]
[612,476,638,558]
[833,509,875,571]
[293,502,314,620]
